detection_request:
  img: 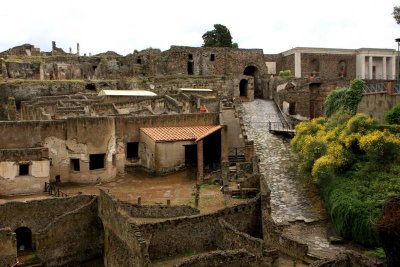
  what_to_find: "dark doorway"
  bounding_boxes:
[239,79,248,97]
[89,154,105,170]
[70,158,80,171]
[15,227,32,251]
[243,66,261,98]
[203,130,221,172]
[289,103,296,115]
[126,142,139,159]
[19,164,29,176]
[85,83,96,91]
[187,61,194,75]
[210,54,215,61]
[185,144,197,167]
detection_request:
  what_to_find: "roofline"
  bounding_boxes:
[281,47,396,56]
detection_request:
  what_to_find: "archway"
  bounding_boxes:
[15,227,32,251]
[239,79,248,97]
[243,65,261,98]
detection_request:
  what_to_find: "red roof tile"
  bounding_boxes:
[141,125,222,142]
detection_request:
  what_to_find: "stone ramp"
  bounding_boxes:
[242,99,323,225]
[242,99,345,260]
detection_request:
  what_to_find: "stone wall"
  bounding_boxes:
[98,190,150,267]
[0,195,102,266]
[300,53,356,80]
[176,249,257,267]
[260,175,309,260]
[163,46,267,76]
[310,251,383,267]
[217,218,264,257]
[149,75,232,98]
[272,78,348,119]
[35,197,103,266]
[358,92,400,122]
[138,196,261,260]
[116,196,199,218]
[0,228,16,267]
[0,195,94,232]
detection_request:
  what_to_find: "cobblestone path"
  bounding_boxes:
[242,99,345,259]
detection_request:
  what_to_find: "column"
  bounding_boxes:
[383,57,387,80]
[392,55,396,80]
[196,140,203,184]
[368,56,373,79]
[294,52,301,78]
[360,55,366,79]
[220,126,228,162]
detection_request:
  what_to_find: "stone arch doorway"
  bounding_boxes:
[239,79,248,97]
[243,65,261,98]
[15,227,32,251]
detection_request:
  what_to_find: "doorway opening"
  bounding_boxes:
[243,65,260,98]
[203,130,221,172]
[185,144,197,167]
[89,154,105,170]
[126,142,139,159]
[70,158,80,172]
[15,227,32,251]
[187,61,194,75]
[239,79,248,97]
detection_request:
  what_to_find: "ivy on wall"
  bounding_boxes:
[324,79,364,117]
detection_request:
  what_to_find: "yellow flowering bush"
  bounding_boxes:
[359,130,400,162]
[312,155,336,183]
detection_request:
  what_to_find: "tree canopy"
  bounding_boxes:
[393,6,400,24]
[202,24,236,48]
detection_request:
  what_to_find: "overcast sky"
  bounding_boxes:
[0,0,399,55]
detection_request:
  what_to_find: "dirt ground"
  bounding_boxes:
[0,169,247,215]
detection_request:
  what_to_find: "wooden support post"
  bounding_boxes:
[197,140,204,185]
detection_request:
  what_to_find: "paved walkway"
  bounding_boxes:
[242,99,345,259]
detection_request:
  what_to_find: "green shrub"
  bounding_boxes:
[385,103,400,124]
[278,70,291,77]
[365,248,386,260]
[324,79,364,117]
[291,111,400,246]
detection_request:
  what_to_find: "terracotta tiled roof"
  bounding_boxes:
[141,125,222,142]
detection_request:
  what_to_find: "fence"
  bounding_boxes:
[44,182,69,197]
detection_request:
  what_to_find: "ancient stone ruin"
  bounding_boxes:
[0,42,398,266]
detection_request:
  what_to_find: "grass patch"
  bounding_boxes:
[364,247,386,260]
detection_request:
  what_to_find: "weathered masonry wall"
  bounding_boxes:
[35,197,103,266]
[99,190,150,267]
[300,53,356,80]
[0,113,219,193]
[0,195,94,232]
[138,197,262,260]
[260,177,309,260]
[358,93,400,122]
[117,198,199,218]
[176,249,257,267]
[0,195,102,266]
[0,228,16,267]
[0,147,50,195]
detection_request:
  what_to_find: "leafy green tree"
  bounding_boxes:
[202,24,235,48]
[393,6,400,24]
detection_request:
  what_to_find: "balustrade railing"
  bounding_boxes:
[363,83,388,94]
